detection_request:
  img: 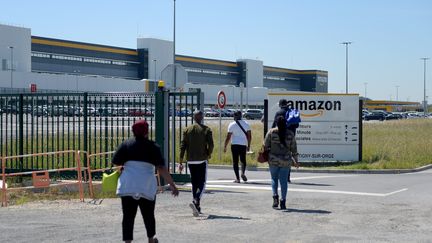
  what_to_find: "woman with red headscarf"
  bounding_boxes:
[112,120,178,243]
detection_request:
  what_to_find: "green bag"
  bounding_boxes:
[101,170,120,193]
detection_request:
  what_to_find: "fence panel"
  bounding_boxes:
[168,91,202,174]
[0,92,155,174]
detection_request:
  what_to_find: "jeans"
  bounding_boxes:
[269,165,290,200]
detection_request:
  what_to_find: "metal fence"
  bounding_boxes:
[0,92,155,173]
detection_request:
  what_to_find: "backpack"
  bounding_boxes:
[285,108,301,126]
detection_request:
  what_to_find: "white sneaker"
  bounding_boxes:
[189,203,200,217]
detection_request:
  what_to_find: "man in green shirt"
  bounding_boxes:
[179,110,214,216]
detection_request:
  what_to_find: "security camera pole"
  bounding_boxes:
[421,57,429,116]
[341,42,352,94]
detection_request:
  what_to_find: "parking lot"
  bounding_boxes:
[1,168,431,242]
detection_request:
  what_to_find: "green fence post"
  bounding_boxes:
[264,99,268,138]
[155,90,167,185]
[19,94,24,171]
[155,90,165,159]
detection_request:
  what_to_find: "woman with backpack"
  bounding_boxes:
[271,99,301,183]
[264,116,299,210]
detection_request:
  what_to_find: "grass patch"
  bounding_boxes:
[327,119,432,170]
[3,119,431,172]
[205,119,432,170]
[2,187,84,206]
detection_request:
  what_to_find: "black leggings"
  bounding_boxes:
[188,162,207,203]
[231,144,247,180]
[121,196,156,241]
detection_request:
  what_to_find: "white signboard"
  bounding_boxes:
[267,93,361,162]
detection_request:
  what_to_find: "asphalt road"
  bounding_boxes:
[1,168,431,242]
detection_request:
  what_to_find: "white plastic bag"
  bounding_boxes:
[0,180,7,189]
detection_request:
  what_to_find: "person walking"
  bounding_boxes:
[271,99,299,183]
[179,110,214,216]
[112,120,179,243]
[264,116,299,210]
[223,111,252,183]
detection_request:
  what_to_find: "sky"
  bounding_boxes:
[1,0,432,102]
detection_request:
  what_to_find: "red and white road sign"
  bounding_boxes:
[217,91,226,109]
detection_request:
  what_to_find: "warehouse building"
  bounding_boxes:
[0,24,328,105]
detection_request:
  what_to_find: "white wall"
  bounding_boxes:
[137,38,173,85]
[238,59,263,87]
[0,24,31,73]
[0,70,145,92]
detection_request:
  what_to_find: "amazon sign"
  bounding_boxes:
[267,93,361,162]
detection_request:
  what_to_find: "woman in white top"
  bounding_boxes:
[224,111,252,183]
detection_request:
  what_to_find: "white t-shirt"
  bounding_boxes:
[228,120,250,146]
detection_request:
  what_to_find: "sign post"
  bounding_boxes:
[217,91,227,162]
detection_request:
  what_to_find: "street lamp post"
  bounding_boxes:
[173,0,176,89]
[364,82,368,98]
[395,85,400,101]
[153,59,157,81]
[8,46,14,89]
[421,58,429,116]
[73,70,80,91]
[239,82,244,113]
[341,42,352,94]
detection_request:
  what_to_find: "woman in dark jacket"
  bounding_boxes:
[112,120,179,243]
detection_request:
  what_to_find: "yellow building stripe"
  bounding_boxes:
[365,100,419,105]
[264,67,328,76]
[268,92,359,96]
[176,56,237,67]
[31,38,138,56]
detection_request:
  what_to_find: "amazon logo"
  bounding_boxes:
[287,100,342,118]
[301,110,324,117]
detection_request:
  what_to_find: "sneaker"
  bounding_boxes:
[189,202,200,217]
[233,179,240,183]
[241,174,248,182]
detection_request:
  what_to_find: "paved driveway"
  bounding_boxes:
[0,169,431,242]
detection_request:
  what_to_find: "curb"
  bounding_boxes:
[208,164,432,174]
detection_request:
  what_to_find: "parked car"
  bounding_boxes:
[177,108,192,117]
[128,108,146,117]
[4,105,18,114]
[362,110,371,120]
[364,111,386,121]
[243,109,263,120]
[204,108,219,117]
[96,107,112,117]
[32,106,47,117]
[222,109,235,117]
[407,113,420,119]
[385,113,402,120]
[86,107,97,116]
